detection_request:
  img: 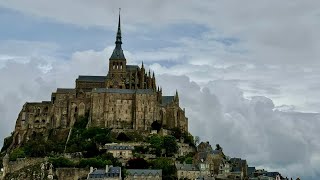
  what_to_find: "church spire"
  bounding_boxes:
[115,8,122,48]
[109,8,126,60]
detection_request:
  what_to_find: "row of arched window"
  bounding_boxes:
[112,62,124,70]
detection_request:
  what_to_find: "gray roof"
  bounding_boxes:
[162,96,174,106]
[126,65,139,71]
[56,88,76,93]
[92,88,155,94]
[127,169,162,176]
[176,163,199,171]
[88,167,121,179]
[77,75,106,82]
[106,145,134,150]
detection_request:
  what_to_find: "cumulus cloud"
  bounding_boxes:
[0,47,319,179]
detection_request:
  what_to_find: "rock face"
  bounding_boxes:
[8,13,188,149]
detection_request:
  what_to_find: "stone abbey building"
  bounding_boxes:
[11,14,188,145]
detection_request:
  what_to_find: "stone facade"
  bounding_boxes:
[9,13,188,148]
[105,144,134,159]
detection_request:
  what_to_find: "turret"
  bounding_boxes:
[175,90,179,105]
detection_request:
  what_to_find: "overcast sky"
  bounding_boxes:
[0,1,320,179]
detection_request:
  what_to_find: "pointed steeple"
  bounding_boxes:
[115,8,122,48]
[109,8,126,60]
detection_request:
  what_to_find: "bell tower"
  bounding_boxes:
[107,9,127,89]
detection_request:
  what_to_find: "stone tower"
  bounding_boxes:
[106,10,127,89]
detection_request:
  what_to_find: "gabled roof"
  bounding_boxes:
[77,75,106,82]
[88,167,121,179]
[127,169,162,176]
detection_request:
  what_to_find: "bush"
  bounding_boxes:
[151,158,176,179]
[78,158,112,168]
[49,157,75,168]
[163,135,178,157]
[9,148,25,161]
[127,158,149,169]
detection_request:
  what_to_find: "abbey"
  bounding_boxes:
[11,13,188,146]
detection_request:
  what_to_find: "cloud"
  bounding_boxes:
[1,46,318,179]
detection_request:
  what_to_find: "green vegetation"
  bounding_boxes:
[49,157,75,168]
[49,153,119,169]
[127,158,149,169]
[78,158,112,168]
[176,152,195,164]
[150,158,176,179]
[148,134,178,157]
[171,128,195,147]
[66,115,114,156]
[9,148,25,161]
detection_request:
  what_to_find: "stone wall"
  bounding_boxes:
[55,168,89,180]
[7,157,46,174]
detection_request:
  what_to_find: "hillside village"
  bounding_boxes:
[0,13,300,180]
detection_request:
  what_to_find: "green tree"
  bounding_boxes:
[148,135,164,156]
[151,158,176,179]
[163,135,178,157]
[127,158,149,169]
[49,157,75,168]
[78,158,112,168]
[184,157,193,164]
[9,148,25,161]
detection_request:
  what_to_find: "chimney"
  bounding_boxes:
[105,165,109,173]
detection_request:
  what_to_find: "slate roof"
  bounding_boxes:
[56,88,76,93]
[106,145,134,150]
[126,65,139,71]
[76,75,106,82]
[92,88,155,94]
[127,169,162,176]
[88,167,121,179]
[162,96,174,106]
[176,164,199,171]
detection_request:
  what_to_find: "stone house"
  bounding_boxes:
[105,145,134,159]
[176,163,209,180]
[87,166,121,180]
[125,169,162,180]
[177,142,196,157]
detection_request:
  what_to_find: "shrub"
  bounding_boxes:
[78,158,112,168]
[9,148,25,161]
[49,157,75,168]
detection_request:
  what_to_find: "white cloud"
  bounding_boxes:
[0,47,319,179]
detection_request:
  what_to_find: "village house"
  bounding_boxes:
[105,144,134,159]
[87,165,121,180]
[125,169,162,180]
